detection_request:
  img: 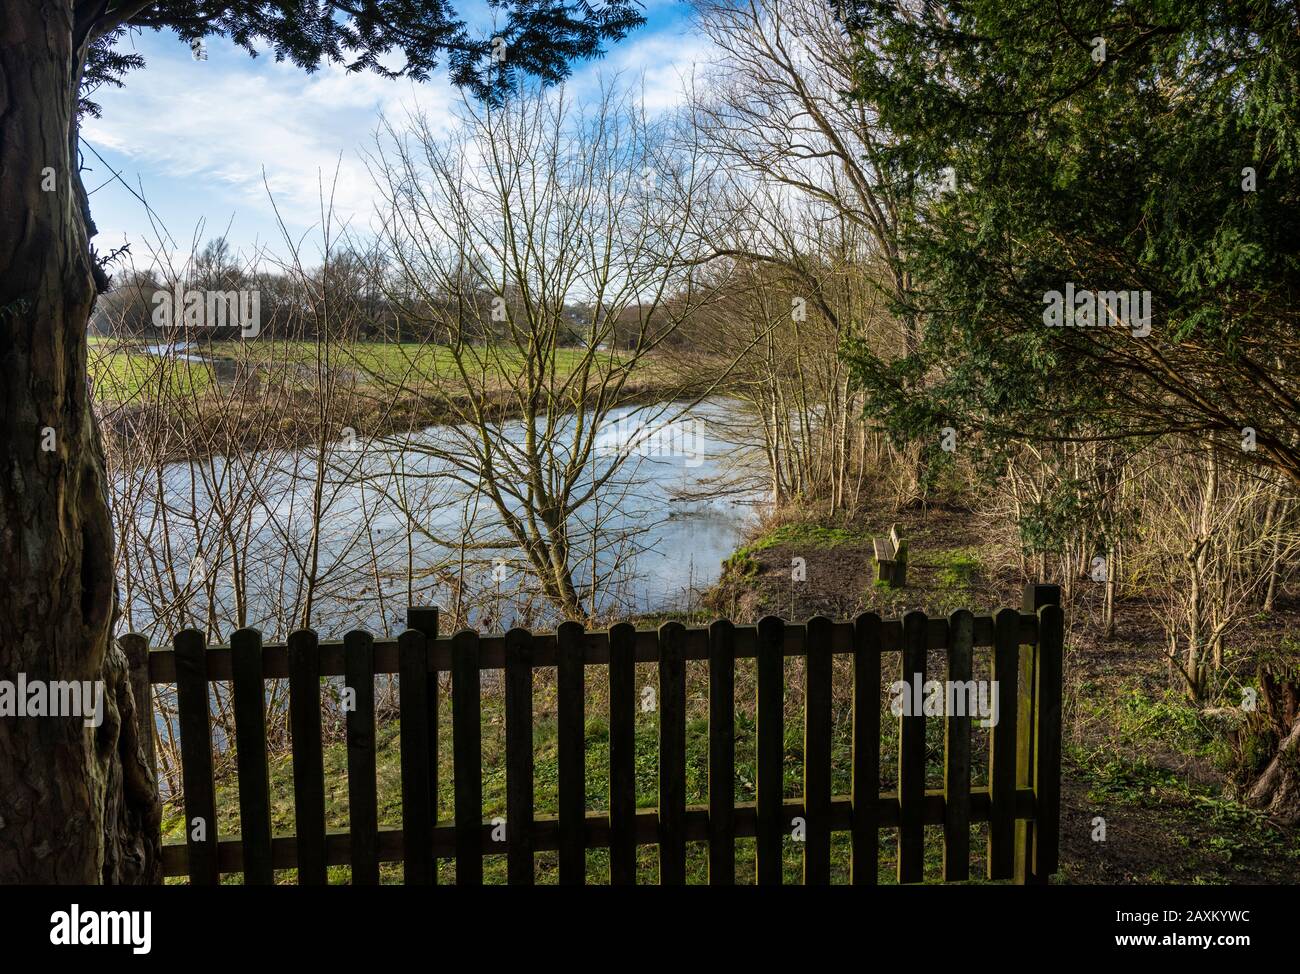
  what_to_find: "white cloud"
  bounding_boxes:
[84,40,459,244]
[569,28,715,113]
[81,23,714,260]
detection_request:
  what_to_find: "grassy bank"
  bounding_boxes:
[91,338,713,466]
[89,339,609,403]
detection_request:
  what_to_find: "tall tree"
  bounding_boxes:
[369,83,716,620]
[834,0,1300,818]
[0,0,643,883]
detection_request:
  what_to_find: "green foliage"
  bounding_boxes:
[838,0,1300,473]
[88,1,645,106]
[1076,683,1224,763]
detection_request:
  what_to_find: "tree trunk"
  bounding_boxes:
[0,2,161,882]
[1245,719,1300,826]
[1102,543,1115,638]
[1244,670,1300,826]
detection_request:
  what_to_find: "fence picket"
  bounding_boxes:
[898,611,928,884]
[230,627,273,885]
[407,606,440,885]
[707,619,735,885]
[557,620,587,884]
[451,629,483,885]
[288,629,326,885]
[755,616,785,885]
[658,621,687,885]
[608,622,637,885]
[344,629,379,885]
[504,627,535,885]
[1032,604,1064,881]
[988,607,1021,880]
[803,616,833,885]
[943,610,974,881]
[174,628,219,885]
[398,628,433,885]
[851,613,881,885]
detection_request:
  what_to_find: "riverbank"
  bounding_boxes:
[92,338,729,467]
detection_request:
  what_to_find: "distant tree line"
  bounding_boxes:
[93,237,682,349]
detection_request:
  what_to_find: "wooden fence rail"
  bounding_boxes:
[129,583,1064,885]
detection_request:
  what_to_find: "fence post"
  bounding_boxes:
[1032,601,1064,884]
[397,627,434,885]
[407,606,440,640]
[120,633,163,884]
[174,628,219,885]
[1017,583,1061,884]
[119,634,156,780]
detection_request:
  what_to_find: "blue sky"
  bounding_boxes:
[81,1,706,271]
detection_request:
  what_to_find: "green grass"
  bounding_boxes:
[868,546,986,615]
[211,340,601,381]
[1061,679,1300,882]
[164,668,1002,885]
[89,338,625,404]
[1073,681,1226,766]
[744,522,871,553]
[724,522,871,578]
[928,547,982,589]
[1064,746,1298,878]
[89,347,218,401]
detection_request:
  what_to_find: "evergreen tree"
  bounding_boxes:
[837,0,1300,481]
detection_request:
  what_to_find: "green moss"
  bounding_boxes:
[723,521,869,580]
[722,551,760,577]
[745,522,869,553]
[924,547,982,589]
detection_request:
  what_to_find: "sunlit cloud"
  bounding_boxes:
[80,15,713,264]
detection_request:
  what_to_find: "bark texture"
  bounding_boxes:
[1244,671,1300,827]
[0,1,161,883]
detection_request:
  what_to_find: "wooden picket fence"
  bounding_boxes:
[129,583,1064,885]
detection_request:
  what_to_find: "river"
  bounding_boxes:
[114,397,765,641]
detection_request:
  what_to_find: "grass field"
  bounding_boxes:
[89,336,624,404]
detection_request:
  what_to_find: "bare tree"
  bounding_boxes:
[367,82,720,619]
[689,0,910,322]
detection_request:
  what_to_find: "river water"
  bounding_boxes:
[115,397,765,641]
